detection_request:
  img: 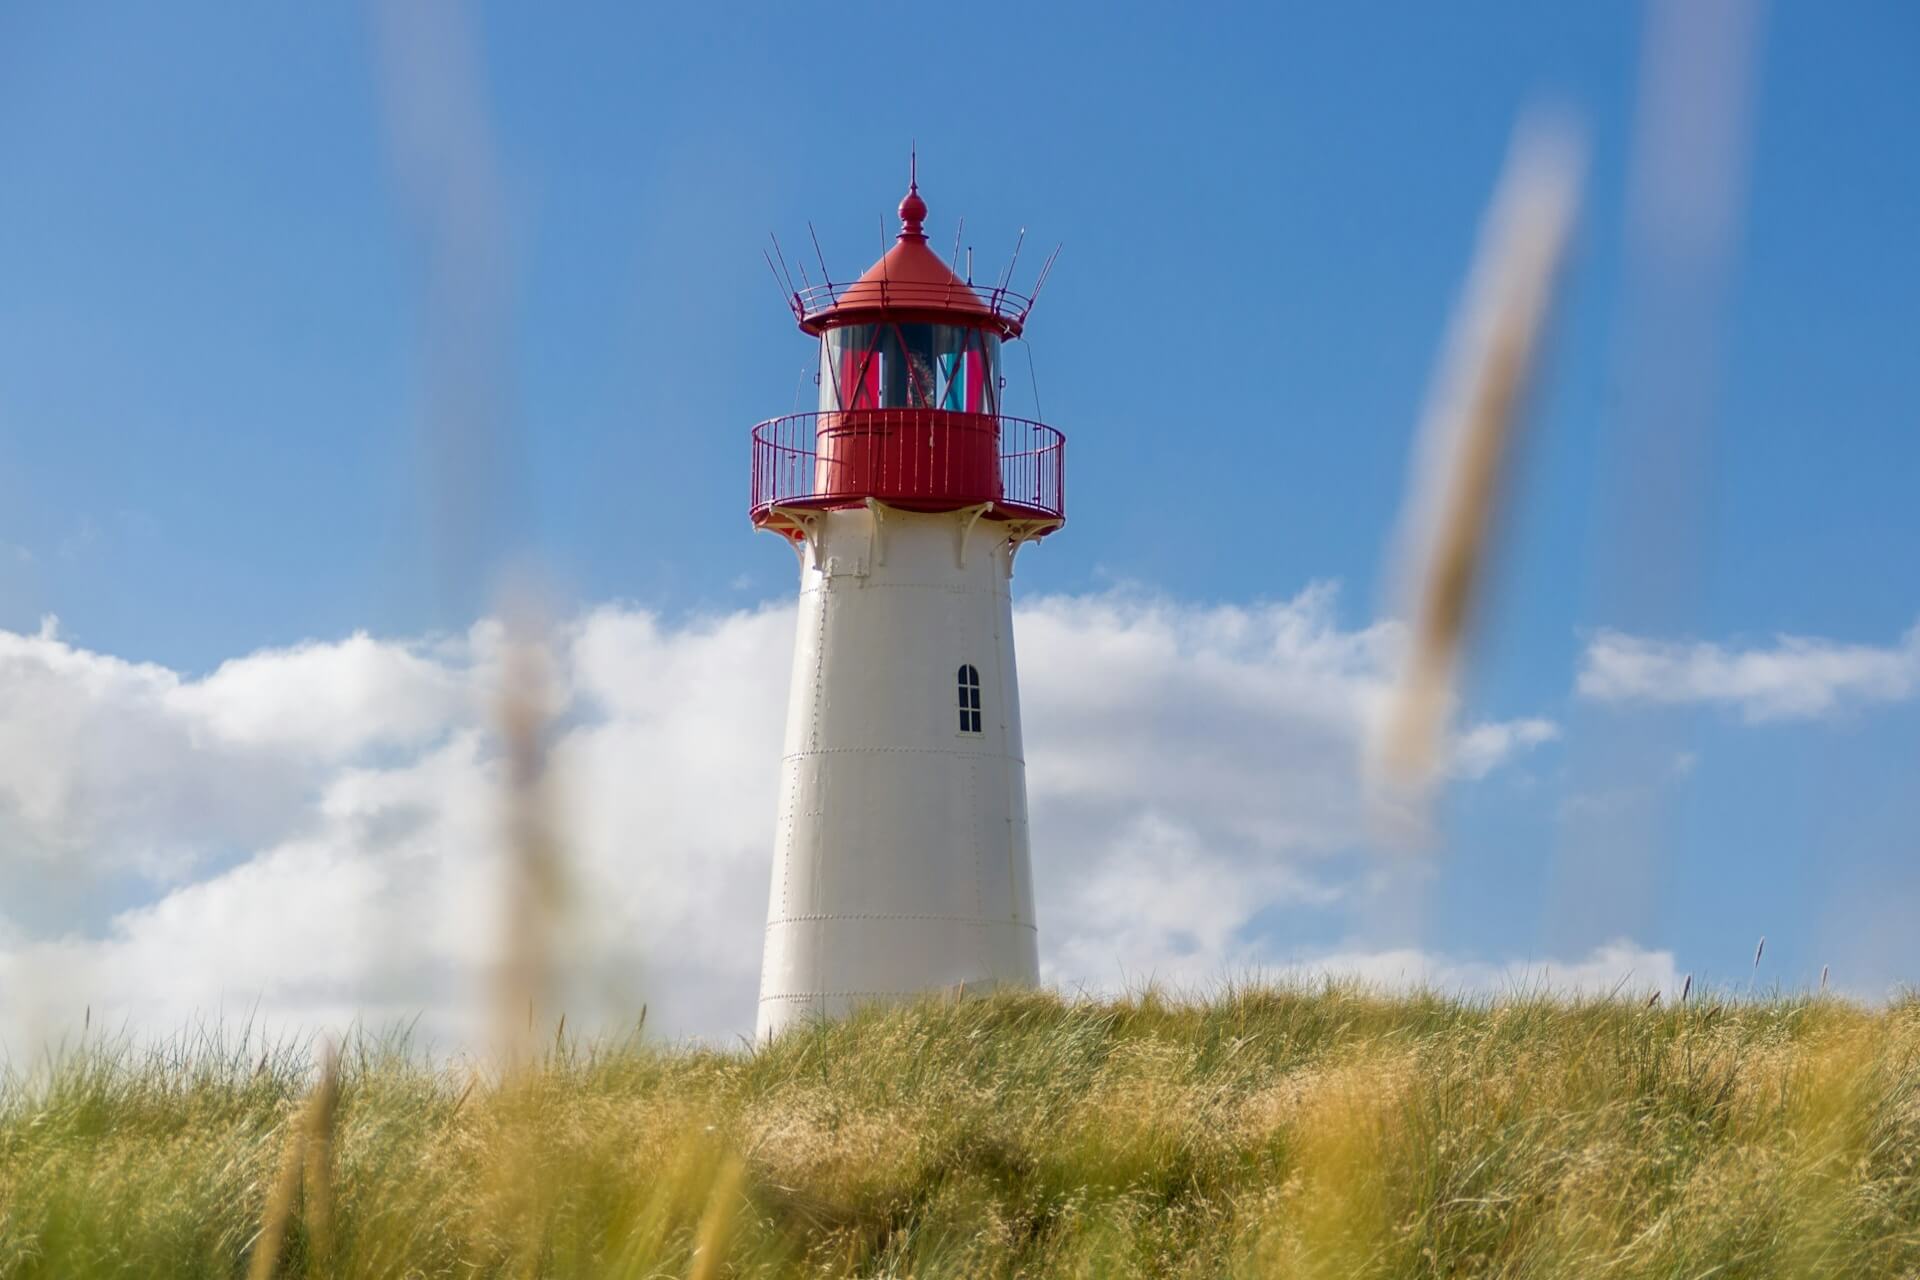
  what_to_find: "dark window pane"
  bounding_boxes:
[956,663,983,732]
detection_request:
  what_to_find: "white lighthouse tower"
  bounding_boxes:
[750,170,1065,1039]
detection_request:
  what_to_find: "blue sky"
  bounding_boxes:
[2,2,1918,1041]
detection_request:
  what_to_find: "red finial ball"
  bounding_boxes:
[898,183,928,241]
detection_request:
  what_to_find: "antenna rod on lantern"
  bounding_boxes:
[764,234,805,321]
[762,247,799,319]
[806,221,834,302]
[767,233,798,295]
[950,218,965,270]
[766,233,803,316]
[1017,242,1064,328]
[946,216,966,305]
[994,228,1027,310]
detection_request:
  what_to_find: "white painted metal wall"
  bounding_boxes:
[757,502,1040,1039]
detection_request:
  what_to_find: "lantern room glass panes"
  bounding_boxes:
[820,324,1001,414]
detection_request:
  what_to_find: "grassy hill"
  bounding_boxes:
[3,986,1918,1277]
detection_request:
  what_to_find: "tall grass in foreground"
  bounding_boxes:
[3,986,1918,1278]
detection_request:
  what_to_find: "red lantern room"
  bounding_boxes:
[751,170,1065,540]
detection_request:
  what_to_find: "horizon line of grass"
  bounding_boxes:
[6,969,1898,1080]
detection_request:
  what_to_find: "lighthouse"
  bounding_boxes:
[750,169,1065,1039]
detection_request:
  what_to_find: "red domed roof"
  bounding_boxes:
[796,181,1027,338]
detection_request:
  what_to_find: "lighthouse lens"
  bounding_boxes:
[819,325,1001,414]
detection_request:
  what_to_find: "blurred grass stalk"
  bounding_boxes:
[1540,0,1761,951]
[1372,117,1583,839]
[245,1043,339,1280]
[492,588,570,1076]
[373,0,584,1076]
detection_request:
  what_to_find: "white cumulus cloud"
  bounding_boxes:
[0,587,1564,1052]
[1278,938,1679,1000]
[1449,717,1561,780]
[1578,624,1920,721]
[167,632,471,758]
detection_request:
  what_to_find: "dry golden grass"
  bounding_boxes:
[3,985,1919,1278]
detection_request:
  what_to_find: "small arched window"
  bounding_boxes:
[957,664,982,733]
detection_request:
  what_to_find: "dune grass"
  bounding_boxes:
[3,985,1918,1278]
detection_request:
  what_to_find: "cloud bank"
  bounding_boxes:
[0,586,1600,1053]
[1578,623,1920,721]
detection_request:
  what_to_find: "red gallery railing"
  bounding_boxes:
[751,411,1065,525]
